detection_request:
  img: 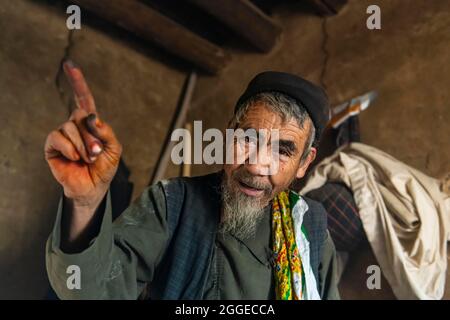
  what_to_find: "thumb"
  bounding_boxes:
[85,113,122,155]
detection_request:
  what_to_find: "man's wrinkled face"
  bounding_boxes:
[220,102,316,238]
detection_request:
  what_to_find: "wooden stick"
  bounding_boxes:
[181,122,192,177]
[151,72,197,184]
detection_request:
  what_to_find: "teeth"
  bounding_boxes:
[241,181,262,190]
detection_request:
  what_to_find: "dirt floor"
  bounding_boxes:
[0,0,449,299]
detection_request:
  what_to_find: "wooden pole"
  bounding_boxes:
[150,72,197,184]
[181,122,192,177]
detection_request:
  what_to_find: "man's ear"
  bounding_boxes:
[296,147,317,179]
[226,118,238,130]
[226,118,233,129]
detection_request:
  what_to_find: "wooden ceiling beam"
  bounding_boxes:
[305,0,348,16]
[186,0,282,52]
[72,0,231,74]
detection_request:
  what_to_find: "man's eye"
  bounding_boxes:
[278,147,291,156]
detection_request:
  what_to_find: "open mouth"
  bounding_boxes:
[237,180,266,197]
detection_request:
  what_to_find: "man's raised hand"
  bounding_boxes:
[45,61,122,210]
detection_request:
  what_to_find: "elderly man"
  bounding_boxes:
[45,62,339,300]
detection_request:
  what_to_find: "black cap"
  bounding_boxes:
[235,71,330,142]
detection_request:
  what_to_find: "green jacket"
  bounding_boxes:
[46,172,340,300]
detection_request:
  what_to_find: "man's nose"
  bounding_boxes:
[245,144,274,176]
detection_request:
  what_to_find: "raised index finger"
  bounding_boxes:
[63,60,97,114]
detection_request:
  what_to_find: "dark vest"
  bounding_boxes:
[149,172,327,299]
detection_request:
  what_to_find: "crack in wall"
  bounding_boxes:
[320,16,329,92]
[55,29,75,116]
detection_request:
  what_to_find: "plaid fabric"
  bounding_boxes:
[306,182,364,251]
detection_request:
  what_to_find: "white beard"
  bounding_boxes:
[219,178,268,239]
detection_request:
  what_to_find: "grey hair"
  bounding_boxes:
[231,91,316,163]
